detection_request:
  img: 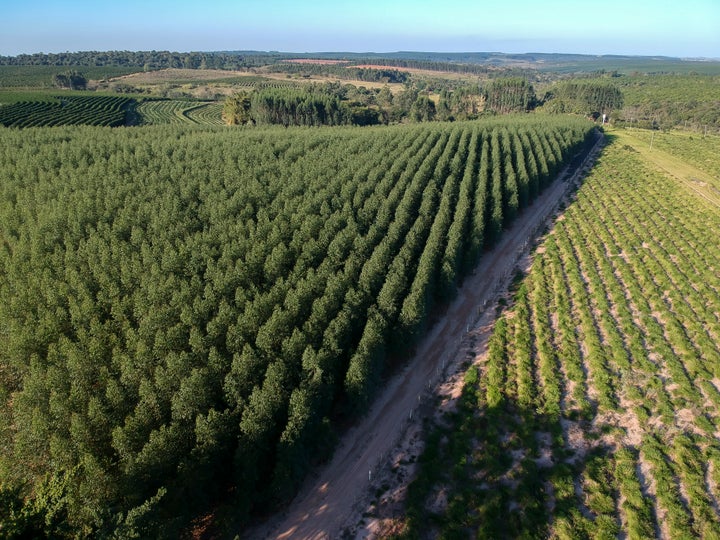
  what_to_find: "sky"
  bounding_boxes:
[2,0,719,58]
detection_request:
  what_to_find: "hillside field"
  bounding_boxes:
[2,53,720,538]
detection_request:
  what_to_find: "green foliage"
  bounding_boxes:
[626,129,720,181]
[0,65,140,88]
[0,95,134,127]
[484,78,535,114]
[222,92,252,125]
[0,116,592,535]
[0,469,75,539]
[544,79,624,117]
[410,95,436,122]
[52,70,87,90]
[138,99,223,126]
[0,50,277,71]
[402,127,720,539]
[615,74,720,129]
[249,87,349,126]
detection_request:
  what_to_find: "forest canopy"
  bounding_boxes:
[0,116,593,536]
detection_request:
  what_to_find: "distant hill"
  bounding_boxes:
[2,50,719,75]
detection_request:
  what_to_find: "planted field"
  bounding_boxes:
[185,102,223,125]
[108,69,302,93]
[0,65,141,88]
[137,99,223,125]
[109,68,266,85]
[623,129,720,185]
[616,74,720,130]
[401,131,720,538]
[0,94,134,127]
[0,116,592,536]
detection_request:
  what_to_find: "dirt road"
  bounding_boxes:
[249,130,605,540]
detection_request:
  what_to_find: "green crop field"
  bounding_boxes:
[0,95,135,127]
[622,128,720,185]
[0,89,84,105]
[137,99,223,125]
[615,74,720,130]
[400,130,720,538]
[184,102,223,125]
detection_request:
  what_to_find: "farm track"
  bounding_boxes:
[249,130,605,540]
[615,130,720,208]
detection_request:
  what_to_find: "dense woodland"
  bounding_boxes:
[541,79,624,118]
[0,116,593,536]
[221,79,539,127]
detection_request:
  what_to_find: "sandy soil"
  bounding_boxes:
[245,131,605,540]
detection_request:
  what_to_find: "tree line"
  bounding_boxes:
[0,50,277,71]
[541,79,624,119]
[274,62,410,83]
[223,79,544,127]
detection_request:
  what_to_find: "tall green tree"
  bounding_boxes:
[222,92,252,125]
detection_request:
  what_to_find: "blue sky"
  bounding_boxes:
[2,0,719,57]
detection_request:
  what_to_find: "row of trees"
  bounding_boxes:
[541,79,624,118]
[484,78,537,114]
[0,116,594,536]
[274,63,410,84]
[0,51,277,70]
[223,87,371,127]
[222,79,540,127]
[402,130,720,538]
[249,88,347,127]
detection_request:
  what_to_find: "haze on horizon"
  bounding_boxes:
[2,0,719,59]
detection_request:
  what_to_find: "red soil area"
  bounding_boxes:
[283,59,351,65]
